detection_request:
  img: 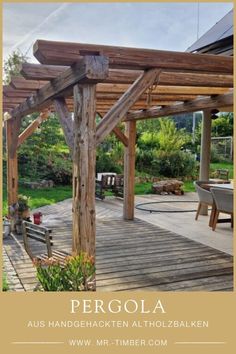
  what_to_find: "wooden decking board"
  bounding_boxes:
[96,258,232,278]
[3,199,233,292]
[97,268,233,292]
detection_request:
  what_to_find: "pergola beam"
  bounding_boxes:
[33,40,233,74]
[20,63,233,87]
[96,83,230,96]
[126,92,233,121]
[10,55,109,119]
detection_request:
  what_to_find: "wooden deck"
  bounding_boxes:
[3,196,233,292]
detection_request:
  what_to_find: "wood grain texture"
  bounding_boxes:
[96,68,161,145]
[126,92,233,121]
[72,84,96,257]
[54,98,74,156]
[6,120,18,207]
[19,63,233,87]
[123,121,136,220]
[10,56,109,119]
[33,40,233,74]
[97,113,128,147]
[17,110,50,147]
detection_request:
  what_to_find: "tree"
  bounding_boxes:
[211,113,233,137]
[3,49,28,84]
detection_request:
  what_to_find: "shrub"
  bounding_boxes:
[34,253,95,291]
[2,273,9,291]
[152,150,197,178]
[96,152,122,174]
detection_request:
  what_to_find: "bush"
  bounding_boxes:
[2,273,9,291]
[152,151,197,178]
[210,145,225,163]
[96,152,122,174]
[35,253,95,291]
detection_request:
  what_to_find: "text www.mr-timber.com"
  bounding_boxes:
[69,339,168,347]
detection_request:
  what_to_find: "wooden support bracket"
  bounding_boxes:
[97,112,128,147]
[54,98,74,156]
[17,110,50,147]
[96,68,162,145]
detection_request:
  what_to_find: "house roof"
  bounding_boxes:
[187,9,233,53]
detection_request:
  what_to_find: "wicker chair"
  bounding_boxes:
[210,188,234,231]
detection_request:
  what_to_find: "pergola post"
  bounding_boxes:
[6,120,18,209]
[72,84,96,256]
[199,109,212,215]
[123,120,136,220]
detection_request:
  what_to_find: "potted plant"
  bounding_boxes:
[9,195,31,234]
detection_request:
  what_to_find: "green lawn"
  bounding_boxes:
[210,162,234,179]
[2,162,233,215]
[2,185,72,216]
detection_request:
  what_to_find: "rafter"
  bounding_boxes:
[20,63,233,87]
[10,56,109,119]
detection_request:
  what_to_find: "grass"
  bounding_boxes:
[2,185,72,216]
[210,162,234,179]
[2,162,233,215]
[2,273,9,291]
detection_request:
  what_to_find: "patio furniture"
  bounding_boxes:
[95,174,124,200]
[214,169,229,180]
[210,188,234,231]
[194,181,214,225]
[22,221,69,263]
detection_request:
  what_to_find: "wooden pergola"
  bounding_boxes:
[3,40,233,257]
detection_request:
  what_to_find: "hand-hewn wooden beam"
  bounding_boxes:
[9,116,22,158]
[10,76,46,90]
[126,92,233,121]
[96,83,230,96]
[34,40,233,74]
[10,55,109,119]
[3,85,34,97]
[20,63,66,80]
[7,120,19,205]
[123,121,136,220]
[17,110,50,147]
[96,68,161,145]
[97,112,128,147]
[72,84,96,257]
[96,93,197,101]
[20,63,233,87]
[54,98,74,156]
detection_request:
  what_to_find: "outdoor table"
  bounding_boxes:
[203,183,234,227]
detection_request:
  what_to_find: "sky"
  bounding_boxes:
[3,2,233,62]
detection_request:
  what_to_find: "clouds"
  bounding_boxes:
[3,2,233,62]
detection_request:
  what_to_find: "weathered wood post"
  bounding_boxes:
[72,56,109,257]
[6,119,19,209]
[199,109,212,215]
[72,84,97,256]
[123,120,136,220]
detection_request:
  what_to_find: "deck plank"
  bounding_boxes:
[3,197,233,292]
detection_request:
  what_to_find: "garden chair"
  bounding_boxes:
[194,181,215,226]
[210,188,233,231]
[214,169,229,181]
[95,174,124,200]
[22,221,69,263]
